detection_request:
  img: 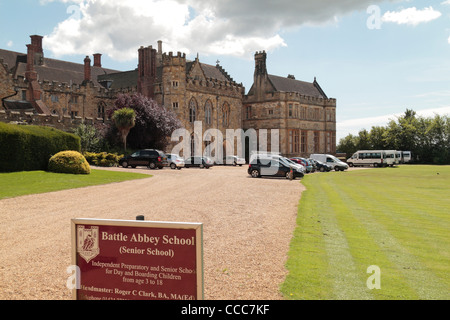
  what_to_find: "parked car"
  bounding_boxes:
[166,154,185,170]
[248,157,304,179]
[223,155,246,166]
[250,153,305,172]
[310,159,332,172]
[119,149,167,169]
[290,157,313,173]
[310,154,349,171]
[184,156,214,169]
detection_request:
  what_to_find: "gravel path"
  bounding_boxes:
[0,166,304,300]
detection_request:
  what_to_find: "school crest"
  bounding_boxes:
[77,225,100,263]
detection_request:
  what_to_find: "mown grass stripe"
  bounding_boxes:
[282,181,332,300]
[282,165,450,300]
[338,170,449,299]
[316,174,373,300]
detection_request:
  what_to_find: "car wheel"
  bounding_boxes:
[251,169,260,178]
[121,162,128,168]
[285,172,295,180]
[335,167,340,171]
[320,167,325,172]
[170,163,177,170]
[149,162,157,170]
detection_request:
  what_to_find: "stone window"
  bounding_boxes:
[205,100,212,125]
[246,106,252,120]
[173,102,179,109]
[301,131,307,154]
[189,98,197,123]
[222,103,230,127]
[314,131,320,153]
[289,129,300,154]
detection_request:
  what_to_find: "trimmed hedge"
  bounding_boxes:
[48,151,91,175]
[84,152,123,167]
[0,122,81,172]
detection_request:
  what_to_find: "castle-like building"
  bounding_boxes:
[0,35,336,158]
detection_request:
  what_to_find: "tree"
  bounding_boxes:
[112,108,136,151]
[111,94,181,150]
[73,124,101,153]
[337,134,358,158]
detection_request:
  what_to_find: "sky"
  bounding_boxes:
[1,0,449,141]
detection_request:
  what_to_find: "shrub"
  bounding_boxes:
[84,152,123,167]
[0,123,81,172]
[48,151,91,175]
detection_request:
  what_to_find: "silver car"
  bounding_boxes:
[166,154,185,170]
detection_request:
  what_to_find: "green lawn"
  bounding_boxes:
[282,165,450,300]
[0,169,150,200]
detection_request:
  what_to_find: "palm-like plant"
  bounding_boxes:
[112,108,136,151]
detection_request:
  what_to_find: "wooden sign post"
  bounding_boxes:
[71,218,203,300]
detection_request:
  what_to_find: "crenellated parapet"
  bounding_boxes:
[0,108,112,131]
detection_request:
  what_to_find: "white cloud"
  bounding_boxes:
[441,1,450,5]
[7,41,13,47]
[382,7,442,26]
[42,0,393,61]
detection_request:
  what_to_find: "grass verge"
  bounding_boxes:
[0,169,150,200]
[281,165,450,300]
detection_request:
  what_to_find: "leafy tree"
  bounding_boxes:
[369,126,388,150]
[337,109,450,164]
[337,134,358,158]
[73,124,101,153]
[112,108,136,151]
[111,94,181,150]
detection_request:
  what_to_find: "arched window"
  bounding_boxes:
[189,98,197,123]
[205,100,212,125]
[98,101,106,119]
[222,102,230,127]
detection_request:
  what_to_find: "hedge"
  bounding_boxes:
[84,152,123,167]
[0,122,81,172]
[48,151,91,175]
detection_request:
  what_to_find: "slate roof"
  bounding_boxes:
[0,48,120,87]
[268,75,327,99]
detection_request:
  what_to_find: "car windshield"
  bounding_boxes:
[280,157,294,167]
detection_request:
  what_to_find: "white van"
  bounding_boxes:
[384,150,399,166]
[310,154,348,171]
[400,151,412,163]
[347,150,397,167]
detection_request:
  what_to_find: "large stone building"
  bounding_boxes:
[0,35,336,158]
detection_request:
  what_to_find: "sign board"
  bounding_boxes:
[71,218,203,300]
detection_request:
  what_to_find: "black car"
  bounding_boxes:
[184,156,213,169]
[310,159,332,172]
[119,149,167,169]
[248,158,304,179]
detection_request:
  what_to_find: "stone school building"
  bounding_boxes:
[0,35,336,158]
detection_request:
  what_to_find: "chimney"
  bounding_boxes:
[93,53,102,67]
[84,56,91,83]
[138,46,157,98]
[30,35,44,65]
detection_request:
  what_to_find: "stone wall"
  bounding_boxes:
[0,109,111,132]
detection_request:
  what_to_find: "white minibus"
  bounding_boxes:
[347,150,395,167]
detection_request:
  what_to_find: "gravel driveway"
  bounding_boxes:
[0,165,304,300]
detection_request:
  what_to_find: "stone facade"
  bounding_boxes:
[243,51,337,158]
[0,35,337,158]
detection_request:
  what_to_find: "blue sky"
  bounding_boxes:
[1,0,449,141]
